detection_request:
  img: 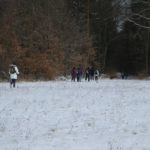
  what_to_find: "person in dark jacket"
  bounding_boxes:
[90,67,94,80]
[121,72,124,79]
[85,67,90,81]
[124,72,128,79]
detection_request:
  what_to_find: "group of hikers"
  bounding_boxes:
[8,63,129,88]
[8,63,100,88]
[121,72,128,79]
[71,67,100,82]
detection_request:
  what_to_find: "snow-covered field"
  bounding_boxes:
[0,79,150,150]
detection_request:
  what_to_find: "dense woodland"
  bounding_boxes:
[0,0,150,80]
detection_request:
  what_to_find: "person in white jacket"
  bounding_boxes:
[9,63,19,88]
[94,69,99,81]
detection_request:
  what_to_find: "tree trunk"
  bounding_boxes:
[146,31,149,75]
[102,46,108,73]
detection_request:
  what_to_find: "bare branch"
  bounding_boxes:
[132,13,150,20]
[131,0,150,5]
[127,18,150,29]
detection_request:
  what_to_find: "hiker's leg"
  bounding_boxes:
[79,75,82,82]
[12,79,16,88]
[10,79,13,88]
[96,76,98,81]
[72,75,75,81]
[88,75,90,81]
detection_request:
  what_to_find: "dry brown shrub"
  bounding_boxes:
[137,70,148,79]
[106,69,118,79]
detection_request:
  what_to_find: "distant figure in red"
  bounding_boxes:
[71,67,77,81]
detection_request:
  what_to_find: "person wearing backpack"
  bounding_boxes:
[77,67,82,82]
[71,67,77,82]
[90,67,94,80]
[9,63,19,88]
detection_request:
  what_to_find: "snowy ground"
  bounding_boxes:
[0,79,150,150]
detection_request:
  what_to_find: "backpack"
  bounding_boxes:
[72,69,76,75]
[95,70,99,75]
[10,66,16,74]
[86,69,89,74]
[78,69,82,75]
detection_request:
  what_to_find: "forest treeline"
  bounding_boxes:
[0,0,150,79]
